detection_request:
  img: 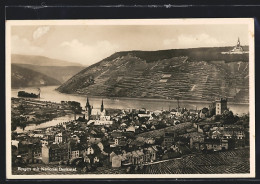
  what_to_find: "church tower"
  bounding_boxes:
[237,37,240,47]
[230,37,243,53]
[215,98,227,115]
[101,99,104,112]
[85,97,92,120]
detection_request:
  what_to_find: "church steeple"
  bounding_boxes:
[85,97,91,120]
[237,37,240,47]
[86,97,90,109]
[101,99,104,112]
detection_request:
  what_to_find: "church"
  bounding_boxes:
[221,37,248,54]
[230,37,244,53]
[85,98,109,121]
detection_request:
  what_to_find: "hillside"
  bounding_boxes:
[57,47,249,103]
[11,64,61,88]
[14,64,85,83]
[11,54,85,83]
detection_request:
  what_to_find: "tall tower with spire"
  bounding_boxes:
[101,99,104,112]
[230,37,243,53]
[85,97,92,120]
[237,37,240,47]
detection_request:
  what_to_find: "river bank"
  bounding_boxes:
[11,97,76,133]
[55,88,249,105]
[11,86,249,115]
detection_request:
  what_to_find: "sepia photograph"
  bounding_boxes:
[5,18,255,179]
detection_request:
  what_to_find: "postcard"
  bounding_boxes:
[6,18,255,179]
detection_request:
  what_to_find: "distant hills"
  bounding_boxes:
[12,54,83,66]
[12,64,61,88]
[11,54,86,87]
[57,46,249,103]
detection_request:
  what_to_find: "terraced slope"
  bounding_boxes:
[139,148,249,174]
[57,47,249,103]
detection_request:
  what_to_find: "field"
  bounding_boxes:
[139,148,250,174]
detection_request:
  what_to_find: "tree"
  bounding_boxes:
[221,110,238,124]
[213,114,221,122]
[155,136,164,145]
[209,106,216,117]
[20,121,26,131]
[201,107,209,114]
[238,113,249,128]
[156,121,167,129]
[17,105,25,113]
[203,125,211,132]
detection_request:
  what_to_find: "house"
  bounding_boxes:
[145,138,155,145]
[11,140,19,148]
[126,126,135,133]
[97,142,104,152]
[146,146,157,161]
[211,130,223,139]
[110,151,117,162]
[84,156,91,163]
[129,150,145,165]
[111,131,123,139]
[93,156,100,163]
[28,143,42,162]
[150,125,156,130]
[170,144,180,152]
[138,113,153,120]
[120,123,127,128]
[153,110,162,116]
[221,139,229,150]
[203,139,222,151]
[71,150,80,159]
[193,122,220,133]
[69,143,81,159]
[71,134,80,143]
[54,132,67,144]
[87,120,113,126]
[163,131,175,147]
[223,125,245,139]
[209,125,245,140]
[189,109,198,115]
[112,137,127,147]
[190,136,204,149]
[100,115,111,121]
[112,155,122,167]
[42,143,70,164]
[89,137,101,144]
[41,140,49,146]
[85,146,95,155]
[191,138,229,152]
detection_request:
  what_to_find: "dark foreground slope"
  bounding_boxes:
[12,64,61,88]
[57,47,249,103]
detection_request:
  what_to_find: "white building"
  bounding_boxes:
[87,120,113,126]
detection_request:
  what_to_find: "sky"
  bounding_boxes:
[11,24,249,66]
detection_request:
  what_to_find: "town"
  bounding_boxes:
[11,97,250,174]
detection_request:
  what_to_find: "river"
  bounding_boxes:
[12,86,249,132]
[15,114,75,133]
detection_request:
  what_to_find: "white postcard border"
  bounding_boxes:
[6,18,255,179]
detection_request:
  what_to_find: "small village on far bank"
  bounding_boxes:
[11,94,250,174]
